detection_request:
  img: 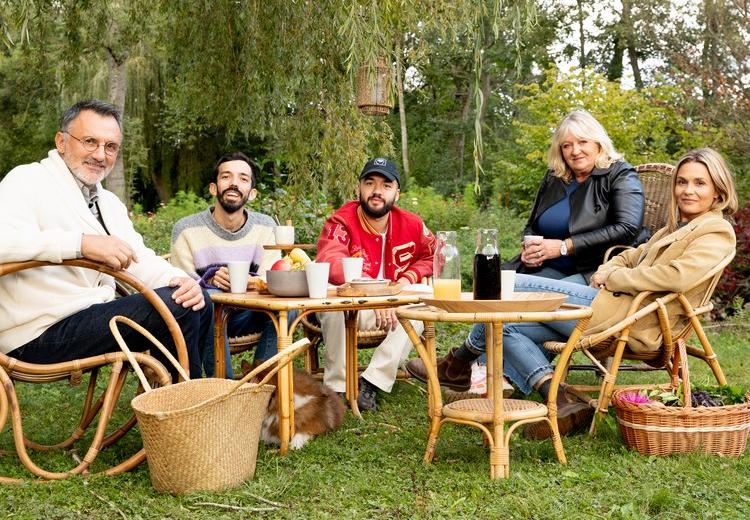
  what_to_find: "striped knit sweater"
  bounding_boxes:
[170,207,281,287]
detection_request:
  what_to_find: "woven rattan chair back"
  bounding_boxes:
[0,260,185,482]
[636,163,675,234]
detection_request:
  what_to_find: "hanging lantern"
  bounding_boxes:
[356,57,393,116]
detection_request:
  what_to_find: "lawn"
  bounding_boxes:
[1,319,749,519]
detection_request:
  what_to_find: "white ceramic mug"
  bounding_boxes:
[341,257,364,283]
[305,262,330,298]
[523,234,543,246]
[500,270,515,300]
[274,226,295,245]
[227,261,251,293]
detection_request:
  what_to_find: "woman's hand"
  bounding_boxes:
[521,238,564,268]
[589,272,606,288]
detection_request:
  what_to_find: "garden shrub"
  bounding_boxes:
[132,191,208,255]
[714,201,750,316]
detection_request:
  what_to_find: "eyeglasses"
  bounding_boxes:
[64,132,121,156]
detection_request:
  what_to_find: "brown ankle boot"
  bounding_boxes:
[405,348,472,391]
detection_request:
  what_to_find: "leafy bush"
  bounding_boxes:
[714,202,750,315]
[131,191,209,255]
[490,67,722,213]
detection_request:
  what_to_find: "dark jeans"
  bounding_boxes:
[9,286,213,381]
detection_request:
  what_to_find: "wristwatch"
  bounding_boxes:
[559,240,568,256]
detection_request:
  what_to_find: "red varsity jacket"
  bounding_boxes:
[316,201,436,285]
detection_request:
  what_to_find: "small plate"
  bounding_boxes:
[422,292,566,313]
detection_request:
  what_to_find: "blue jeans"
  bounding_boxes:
[11,286,213,382]
[466,273,599,394]
[203,288,297,378]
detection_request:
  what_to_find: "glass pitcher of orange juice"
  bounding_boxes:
[433,231,461,300]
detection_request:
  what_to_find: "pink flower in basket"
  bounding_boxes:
[618,391,653,405]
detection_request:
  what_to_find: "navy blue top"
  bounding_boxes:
[536,178,579,274]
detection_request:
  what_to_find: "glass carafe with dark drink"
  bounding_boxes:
[473,228,501,300]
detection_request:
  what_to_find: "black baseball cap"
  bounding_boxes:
[359,157,400,187]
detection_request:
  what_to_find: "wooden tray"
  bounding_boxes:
[336,282,402,297]
[422,292,566,313]
[263,244,315,250]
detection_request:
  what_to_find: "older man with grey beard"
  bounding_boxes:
[0,99,211,380]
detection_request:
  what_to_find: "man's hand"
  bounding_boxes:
[373,307,399,331]
[211,266,231,291]
[81,234,138,270]
[169,276,205,310]
[210,266,257,292]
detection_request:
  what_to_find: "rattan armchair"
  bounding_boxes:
[544,250,734,432]
[0,259,186,482]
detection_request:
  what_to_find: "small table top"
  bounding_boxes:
[396,301,592,324]
[210,289,428,312]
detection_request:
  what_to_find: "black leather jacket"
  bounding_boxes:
[508,160,646,281]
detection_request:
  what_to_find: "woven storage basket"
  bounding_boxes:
[612,390,750,457]
[131,378,273,493]
[110,316,310,494]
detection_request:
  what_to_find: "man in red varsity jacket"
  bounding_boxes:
[316,157,435,411]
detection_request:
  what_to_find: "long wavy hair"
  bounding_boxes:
[547,110,623,182]
[667,148,738,232]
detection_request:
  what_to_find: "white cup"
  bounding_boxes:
[341,257,364,283]
[523,234,543,247]
[305,262,330,299]
[500,270,516,300]
[274,226,295,245]
[227,261,251,293]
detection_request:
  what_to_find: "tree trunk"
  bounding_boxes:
[577,0,587,70]
[394,40,410,186]
[622,0,643,89]
[105,46,129,204]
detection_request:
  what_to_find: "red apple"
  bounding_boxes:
[271,258,292,271]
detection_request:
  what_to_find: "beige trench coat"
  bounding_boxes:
[584,209,736,353]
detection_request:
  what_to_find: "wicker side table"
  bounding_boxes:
[396,299,592,479]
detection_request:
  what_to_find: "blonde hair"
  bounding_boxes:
[547,110,623,181]
[667,147,739,231]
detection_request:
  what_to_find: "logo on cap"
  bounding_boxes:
[374,158,387,166]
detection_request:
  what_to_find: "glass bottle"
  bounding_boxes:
[473,228,501,300]
[433,231,461,300]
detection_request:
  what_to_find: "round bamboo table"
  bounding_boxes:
[396,299,592,479]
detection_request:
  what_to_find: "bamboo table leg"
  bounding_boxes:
[344,310,362,418]
[490,321,509,479]
[213,304,229,379]
[276,310,293,455]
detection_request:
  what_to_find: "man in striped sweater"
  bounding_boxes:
[171,152,281,377]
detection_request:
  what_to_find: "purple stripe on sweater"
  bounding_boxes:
[192,245,265,272]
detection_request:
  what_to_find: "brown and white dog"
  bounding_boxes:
[242,360,346,449]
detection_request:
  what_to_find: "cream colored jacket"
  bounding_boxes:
[586,209,735,353]
[0,151,185,353]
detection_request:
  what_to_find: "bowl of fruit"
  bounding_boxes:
[266,248,313,297]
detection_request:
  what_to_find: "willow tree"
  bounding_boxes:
[2,0,536,205]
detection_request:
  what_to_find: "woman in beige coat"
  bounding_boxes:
[408,147,738,436]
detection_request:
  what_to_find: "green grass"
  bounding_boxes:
[2,321,750,519]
